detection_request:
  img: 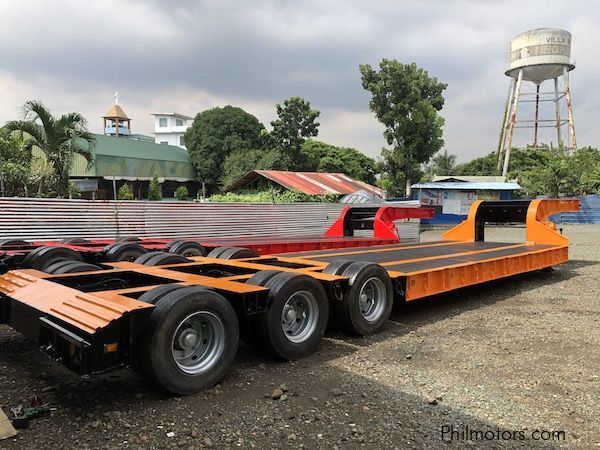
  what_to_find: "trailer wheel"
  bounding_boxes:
[144,252,190,266]
[240,270,282,345]
[23,246,83,271]
[208,246,258,260]
[104,243,147,262]
[44,260,102,274]
[334,262,393,336]
[323,259,356,276]
[138,284,185,305]
[134,251,170,265]
[60,238,91,245]
[169,241,207,257]
[0,239,29,248]
[136,287,239,395]
[116,236,141,243]
[247,272,328,360]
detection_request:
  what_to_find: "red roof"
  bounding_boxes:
[227,170,384,197]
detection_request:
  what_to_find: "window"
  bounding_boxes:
[179,136,185,146]
[175,119,183,127]
[160,141,168,145]
[159,117,167,127]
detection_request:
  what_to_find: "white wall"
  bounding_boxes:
[153,115,190,148]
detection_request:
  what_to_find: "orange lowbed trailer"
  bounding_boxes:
[0,199,579,395]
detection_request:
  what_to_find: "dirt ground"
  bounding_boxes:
[1,225,599,449]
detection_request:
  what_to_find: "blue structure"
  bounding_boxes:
[551,195,600,224]
[411,177,521,225]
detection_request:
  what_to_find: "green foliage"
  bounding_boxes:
[184,106,265,191]
[147,176,161,201]
[0,128,34,196]
[208,189,338,203]
[117,184,134,200]
[175,185,189,201]
[5,100,95,198]
[301,140,378,185]
[454,152,498,176]
[456,146,600,197]
[270,97,320,170]
[220,147,281,189]
[429,149,457,176]
[360,60,447,196]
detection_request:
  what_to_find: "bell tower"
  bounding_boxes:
[103,91,131,137]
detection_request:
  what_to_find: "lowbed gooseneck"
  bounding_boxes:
[0,199,579,395]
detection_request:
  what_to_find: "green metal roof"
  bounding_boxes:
[70,134,196,179]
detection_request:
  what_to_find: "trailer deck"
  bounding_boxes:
[0,199,579,395]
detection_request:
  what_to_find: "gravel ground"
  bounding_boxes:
[1,225,598,449]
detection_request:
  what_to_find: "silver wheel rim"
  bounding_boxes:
[359,277,386,322]
[171,311,225,375]
[281,290,318,343]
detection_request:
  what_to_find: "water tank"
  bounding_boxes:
[505,28,574,83]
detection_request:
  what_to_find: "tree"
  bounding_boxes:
[184,106,265,191]
[5,100,95,197]
[455,151,497,176]
[148,176,161,201]
[360,60,447,196]
[219,147,281,189]
[270,97,320,170]
[430,149,457,176]
[1,128,33,197]
[301,140,378,185]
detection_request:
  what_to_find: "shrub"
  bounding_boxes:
[148,176,161,201]
[117,184,134,200]
[175,185,189,201]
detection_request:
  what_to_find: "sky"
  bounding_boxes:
[0,0,598,162]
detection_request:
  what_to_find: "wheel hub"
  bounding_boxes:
[280,291,318,343]
[178,329,198,349]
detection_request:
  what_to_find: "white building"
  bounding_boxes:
[151,113,193,149]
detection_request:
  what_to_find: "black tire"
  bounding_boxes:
[44,261,102,274]
[209,246,259,260]
[322,259,356,276]
[60,238,91,245]
[206,246,230,258]
[116,236,141,243]
[104,243,147,262]
[143,252,189,266]
[240,270,282,346]
[138,284,185,305]
[322,260,357,330]
[134,251,170,265]
[333,262,394,336]
[169,241,207,257]
[132,284,187,377]
[247,272,328,360]
[135,287,239,395]
[165,240,183,251]
[24,246,84,271]
[0,239,29,248]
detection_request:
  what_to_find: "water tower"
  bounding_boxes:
[497,28,576,176]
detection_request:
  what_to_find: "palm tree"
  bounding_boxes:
[431,149,457,176]
[5,100,95,197]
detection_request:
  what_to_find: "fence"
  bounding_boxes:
[0,198,421,241]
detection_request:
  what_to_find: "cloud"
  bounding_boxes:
[0,0,597,161]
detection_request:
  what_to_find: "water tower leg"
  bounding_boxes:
[498,78,516,171]
[563,67,577,150]
[553,77,563,148]
[502,69,523,177]
[533,84,540,147]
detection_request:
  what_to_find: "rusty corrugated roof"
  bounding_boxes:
[227,170,384,197]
